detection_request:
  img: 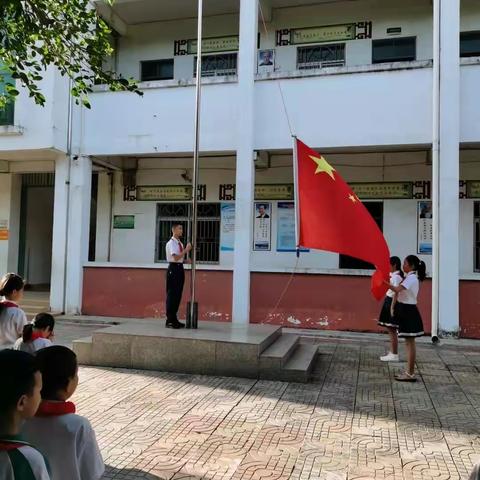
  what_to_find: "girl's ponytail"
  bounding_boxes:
[417,260,427,282]
[0,273,25,315]
[22,324,34,342]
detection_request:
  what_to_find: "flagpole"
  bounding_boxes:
[292,135,300,257]
[188,0,203,329]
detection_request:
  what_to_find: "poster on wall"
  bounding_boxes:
[113,215,135,229]
[417,201,432,254]
[257,49,275,73]
[220,203,235,251]
[253,202,271,251]
[0,219,8,240]
[276,202,309,252]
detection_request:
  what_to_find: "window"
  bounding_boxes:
[372,37,416,64]
[297,44,346,70]
[0,71,14,126]
[339,202,383,269]
[461,31,480,58]
[140,59,174,81]
[475,202,480,272]
[194,53,237,77]
[156,203,221,264]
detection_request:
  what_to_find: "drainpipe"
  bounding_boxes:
[61,78,74,314]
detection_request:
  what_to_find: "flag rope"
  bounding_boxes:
[258,1,294,136]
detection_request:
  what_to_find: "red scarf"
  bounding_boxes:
[29,331,45,342]
[0,301,18,309]
[0,439,29,451]
[36,400,76,417]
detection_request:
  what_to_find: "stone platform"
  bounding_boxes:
[72,320,318,382]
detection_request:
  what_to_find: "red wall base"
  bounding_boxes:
[82,268,479,338]
[82,268,232,322]
[250,272,432,334]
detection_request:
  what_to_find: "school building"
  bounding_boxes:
[0,0,479,337]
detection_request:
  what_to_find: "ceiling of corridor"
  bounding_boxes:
[107,0,371,25]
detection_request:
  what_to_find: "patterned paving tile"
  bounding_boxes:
[60,336,480,480]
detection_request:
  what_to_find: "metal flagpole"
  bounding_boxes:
[187,0,203,329]
[292,135,301,258]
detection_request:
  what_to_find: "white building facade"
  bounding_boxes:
[1,0,480,337]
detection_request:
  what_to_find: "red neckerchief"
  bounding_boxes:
[36,400,76,417]
[30,331,44,342]
[0,301,18,309]
[0,438,30,451]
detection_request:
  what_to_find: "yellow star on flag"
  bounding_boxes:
[309,155,336,180]
[349,194,358,203]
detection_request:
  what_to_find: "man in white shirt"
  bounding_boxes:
[165,223,192,329]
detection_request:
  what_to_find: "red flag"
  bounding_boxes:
[294,139,390,300]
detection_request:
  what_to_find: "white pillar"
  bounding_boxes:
[432,0,460,335]
[65,156,92,314]
[50,155,69,313]
[232,0,258,324]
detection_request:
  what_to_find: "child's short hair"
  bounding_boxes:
[36,346,78,399]
[0,349,39,414]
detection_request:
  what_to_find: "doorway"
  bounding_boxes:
[18,173,54,289]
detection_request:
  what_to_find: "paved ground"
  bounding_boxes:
[62,327,480,480]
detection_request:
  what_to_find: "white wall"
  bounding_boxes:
[93,148,480,277]
[0,175,13,274]
[0,68,69,154]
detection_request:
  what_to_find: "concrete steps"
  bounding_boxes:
[72,320,318,383]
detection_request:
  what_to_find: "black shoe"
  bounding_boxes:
[166,322,181,329]
[176,321,186,328]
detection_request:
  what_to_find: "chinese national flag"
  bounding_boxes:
[295,139,390,300]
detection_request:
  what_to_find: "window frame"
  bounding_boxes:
[193,53,238,78]
[140,59,174,82]
[0,71,15,126]
[296,43,346,70]
[460,31,480,58]
[155,202,221,265]
[372,36,417,64]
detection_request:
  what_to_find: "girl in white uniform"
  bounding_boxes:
[0,350,50,480]
[22,346,104,480]
[386,255,426,382]
[14,313,55,354]
[378,256,404,362]
[0,273,27,349]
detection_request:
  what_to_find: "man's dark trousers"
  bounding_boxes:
[166,262,185,325]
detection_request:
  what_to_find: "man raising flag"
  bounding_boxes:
[294,138,391,300]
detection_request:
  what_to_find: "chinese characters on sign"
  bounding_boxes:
[113,215,135,229]
[417,201,433,255]
[253,202,271,251]
[125,185,207,202]
[350,182,413,199]
[220,203,235,252]
[276,21,372,46]
[174,36,239,55]
[467,181,480,198]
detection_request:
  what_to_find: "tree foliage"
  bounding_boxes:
[0,0,141,108]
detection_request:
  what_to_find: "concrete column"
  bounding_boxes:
[0,174,13,274]
[432,0,460,335]
[50,155,69,313]
[65,156,92,314]
[232,0,258,324]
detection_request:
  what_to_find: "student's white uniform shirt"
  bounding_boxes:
[166,237,184,263]
[0,441,50,480]
[386,271,403,298]
[397,272,419,305]
[0,303,28,349]
[14,337,53,354]
[22,414,104,480]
